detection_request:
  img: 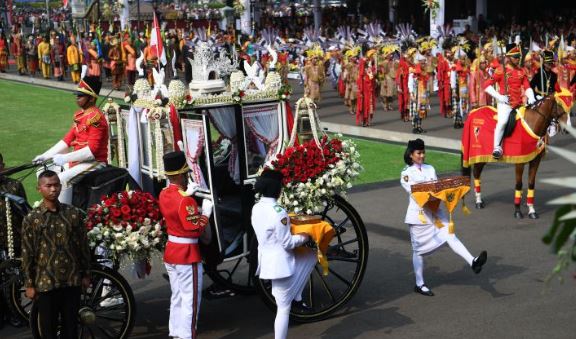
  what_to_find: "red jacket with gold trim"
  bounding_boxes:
[159,184,209,264]
[62,106,108,165]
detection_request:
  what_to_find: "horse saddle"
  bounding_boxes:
[503,108,519,139]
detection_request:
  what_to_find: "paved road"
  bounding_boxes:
[1,74,575,338]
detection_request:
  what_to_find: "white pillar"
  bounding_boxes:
[240,0,251,35]
[429,0,445,39]
[389,0,396,24]
[313,0,321,32]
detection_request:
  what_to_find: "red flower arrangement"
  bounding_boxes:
[86,190,166,263]
[271,135,343,186]
[87,191,161,231]
[266,134,361,215]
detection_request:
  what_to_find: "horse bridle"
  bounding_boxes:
[530,96,567,129]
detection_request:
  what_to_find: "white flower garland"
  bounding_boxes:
[154,119,165,179]
[288,97,322,148]
[168,80,188,109]
[5,197,14,259]
[102,101,126,168]
[145,109,154,179]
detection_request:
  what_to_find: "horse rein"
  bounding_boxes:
[529,96,567,135]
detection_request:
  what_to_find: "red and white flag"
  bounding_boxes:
[149,12,167,67]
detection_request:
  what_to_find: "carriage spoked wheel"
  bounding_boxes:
[204,231,259,295]
[254,195,369,322]
[29,264,136,339]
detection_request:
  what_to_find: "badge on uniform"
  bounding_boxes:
[281,217,288,226]
[403,175,409,182]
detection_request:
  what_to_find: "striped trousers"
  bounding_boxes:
[165,262,203,339]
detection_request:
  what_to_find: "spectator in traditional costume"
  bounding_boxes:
[37,35,51,79]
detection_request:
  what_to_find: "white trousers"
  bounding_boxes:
[165,262,203,339]
[271,249,317,339]
[493,102,512,149]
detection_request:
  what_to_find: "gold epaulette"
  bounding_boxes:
[86,108,103,127]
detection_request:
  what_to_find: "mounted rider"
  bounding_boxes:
[32,77,108,204]
[483,44,536,159]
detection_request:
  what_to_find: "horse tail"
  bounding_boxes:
[461,151,471,177]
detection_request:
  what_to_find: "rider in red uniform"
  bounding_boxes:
[483,45,536,159]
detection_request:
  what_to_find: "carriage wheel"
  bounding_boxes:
[29,265,136,339]
[204,233,258,295]
[255,195,369,322]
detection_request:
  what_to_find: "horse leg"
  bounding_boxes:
[526,155,543,219]
[514,164,525,219]
[472,163,486,208]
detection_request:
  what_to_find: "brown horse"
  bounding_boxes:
[462,93,571,219]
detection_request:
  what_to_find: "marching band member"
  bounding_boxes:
[401,139,487,296]
[32,77,108,204]
[160,150,213,339]
[531,50,559,97]
[483,45,536,159]
[251,170,315,339]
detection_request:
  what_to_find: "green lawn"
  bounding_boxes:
[0,80,460,201]
[350,137,460,185]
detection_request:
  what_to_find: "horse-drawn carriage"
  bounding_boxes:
[0,88,369,337]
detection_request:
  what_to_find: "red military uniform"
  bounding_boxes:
[484,65,531,108]
[159,184,209,264]
[62,106,109,166]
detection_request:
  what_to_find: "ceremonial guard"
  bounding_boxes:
[396,48,415,122]
[400,139,487,296]
[356,57,375,126]
[451,46,470,128]
[408,53,429,133]
[32,77,108,204]
[436,43,454,118]
[469,56,491,108]
[531,50,559,97]
[251,170,315,339]
[0,153,27,328]
[21,170,91,337]
[67,35,83,83]
[483,45,536,159]
[554,47,576,90]
[378,46,398,111]
[159,151,213,339]
[37,35,51,79]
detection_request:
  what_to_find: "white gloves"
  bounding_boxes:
[484,85,509,104]
[33,140,69,164]
[201,199,213,218]
[525,88,536,105]
[52,147,95,166]
[547,124,558,137]
[184,179,200,196]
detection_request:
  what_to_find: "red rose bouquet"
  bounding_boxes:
[86,190,166,262]
[267,134,362,215]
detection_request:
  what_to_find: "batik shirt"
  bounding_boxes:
[21,202,91,292]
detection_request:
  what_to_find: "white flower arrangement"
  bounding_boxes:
[86,191,166,263]
[168,79,189,109]
[269,134,362,215]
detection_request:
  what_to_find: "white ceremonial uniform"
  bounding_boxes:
[400,163,450,255]
[400,163,475,288]
[251,197,317,339]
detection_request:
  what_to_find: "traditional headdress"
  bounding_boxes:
[542,49,555,64]
[506,44,522,58]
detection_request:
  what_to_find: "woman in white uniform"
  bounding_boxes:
[251,170,317,339]
[400,139,487,296]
